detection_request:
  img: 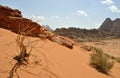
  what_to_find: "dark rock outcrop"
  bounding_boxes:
[99,18,120,37]
[99,18,112,32]
[112,18,120,36]
[0,5,74,49]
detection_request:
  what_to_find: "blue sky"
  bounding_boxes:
[0,0,120,29]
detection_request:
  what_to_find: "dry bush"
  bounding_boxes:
[7,24,38,78]
[7,22,59,78]
[90,48,114,74]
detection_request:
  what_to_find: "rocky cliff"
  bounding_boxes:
[0,5,74,49]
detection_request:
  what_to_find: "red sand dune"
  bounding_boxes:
[0,28,120,78]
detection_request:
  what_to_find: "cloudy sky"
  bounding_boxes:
[1,0,120,29]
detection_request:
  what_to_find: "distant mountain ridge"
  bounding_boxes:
[55,28,106,42]
[55,18,120,42]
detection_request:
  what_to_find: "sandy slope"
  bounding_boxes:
[0,28,120,78]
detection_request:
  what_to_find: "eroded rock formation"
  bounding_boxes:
[0,5,74,49]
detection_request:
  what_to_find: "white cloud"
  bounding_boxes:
[51,16,61,19]
[31,15,45,22]
[101,0,114,5]
[77,10,87,16]
[108,5,120,13]
[101,0,120,13]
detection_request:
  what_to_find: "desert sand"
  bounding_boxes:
[0,28,120,78]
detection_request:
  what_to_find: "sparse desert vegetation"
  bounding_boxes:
[90,47,114,74]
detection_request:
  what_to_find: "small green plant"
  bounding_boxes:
[90,48,114,74]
